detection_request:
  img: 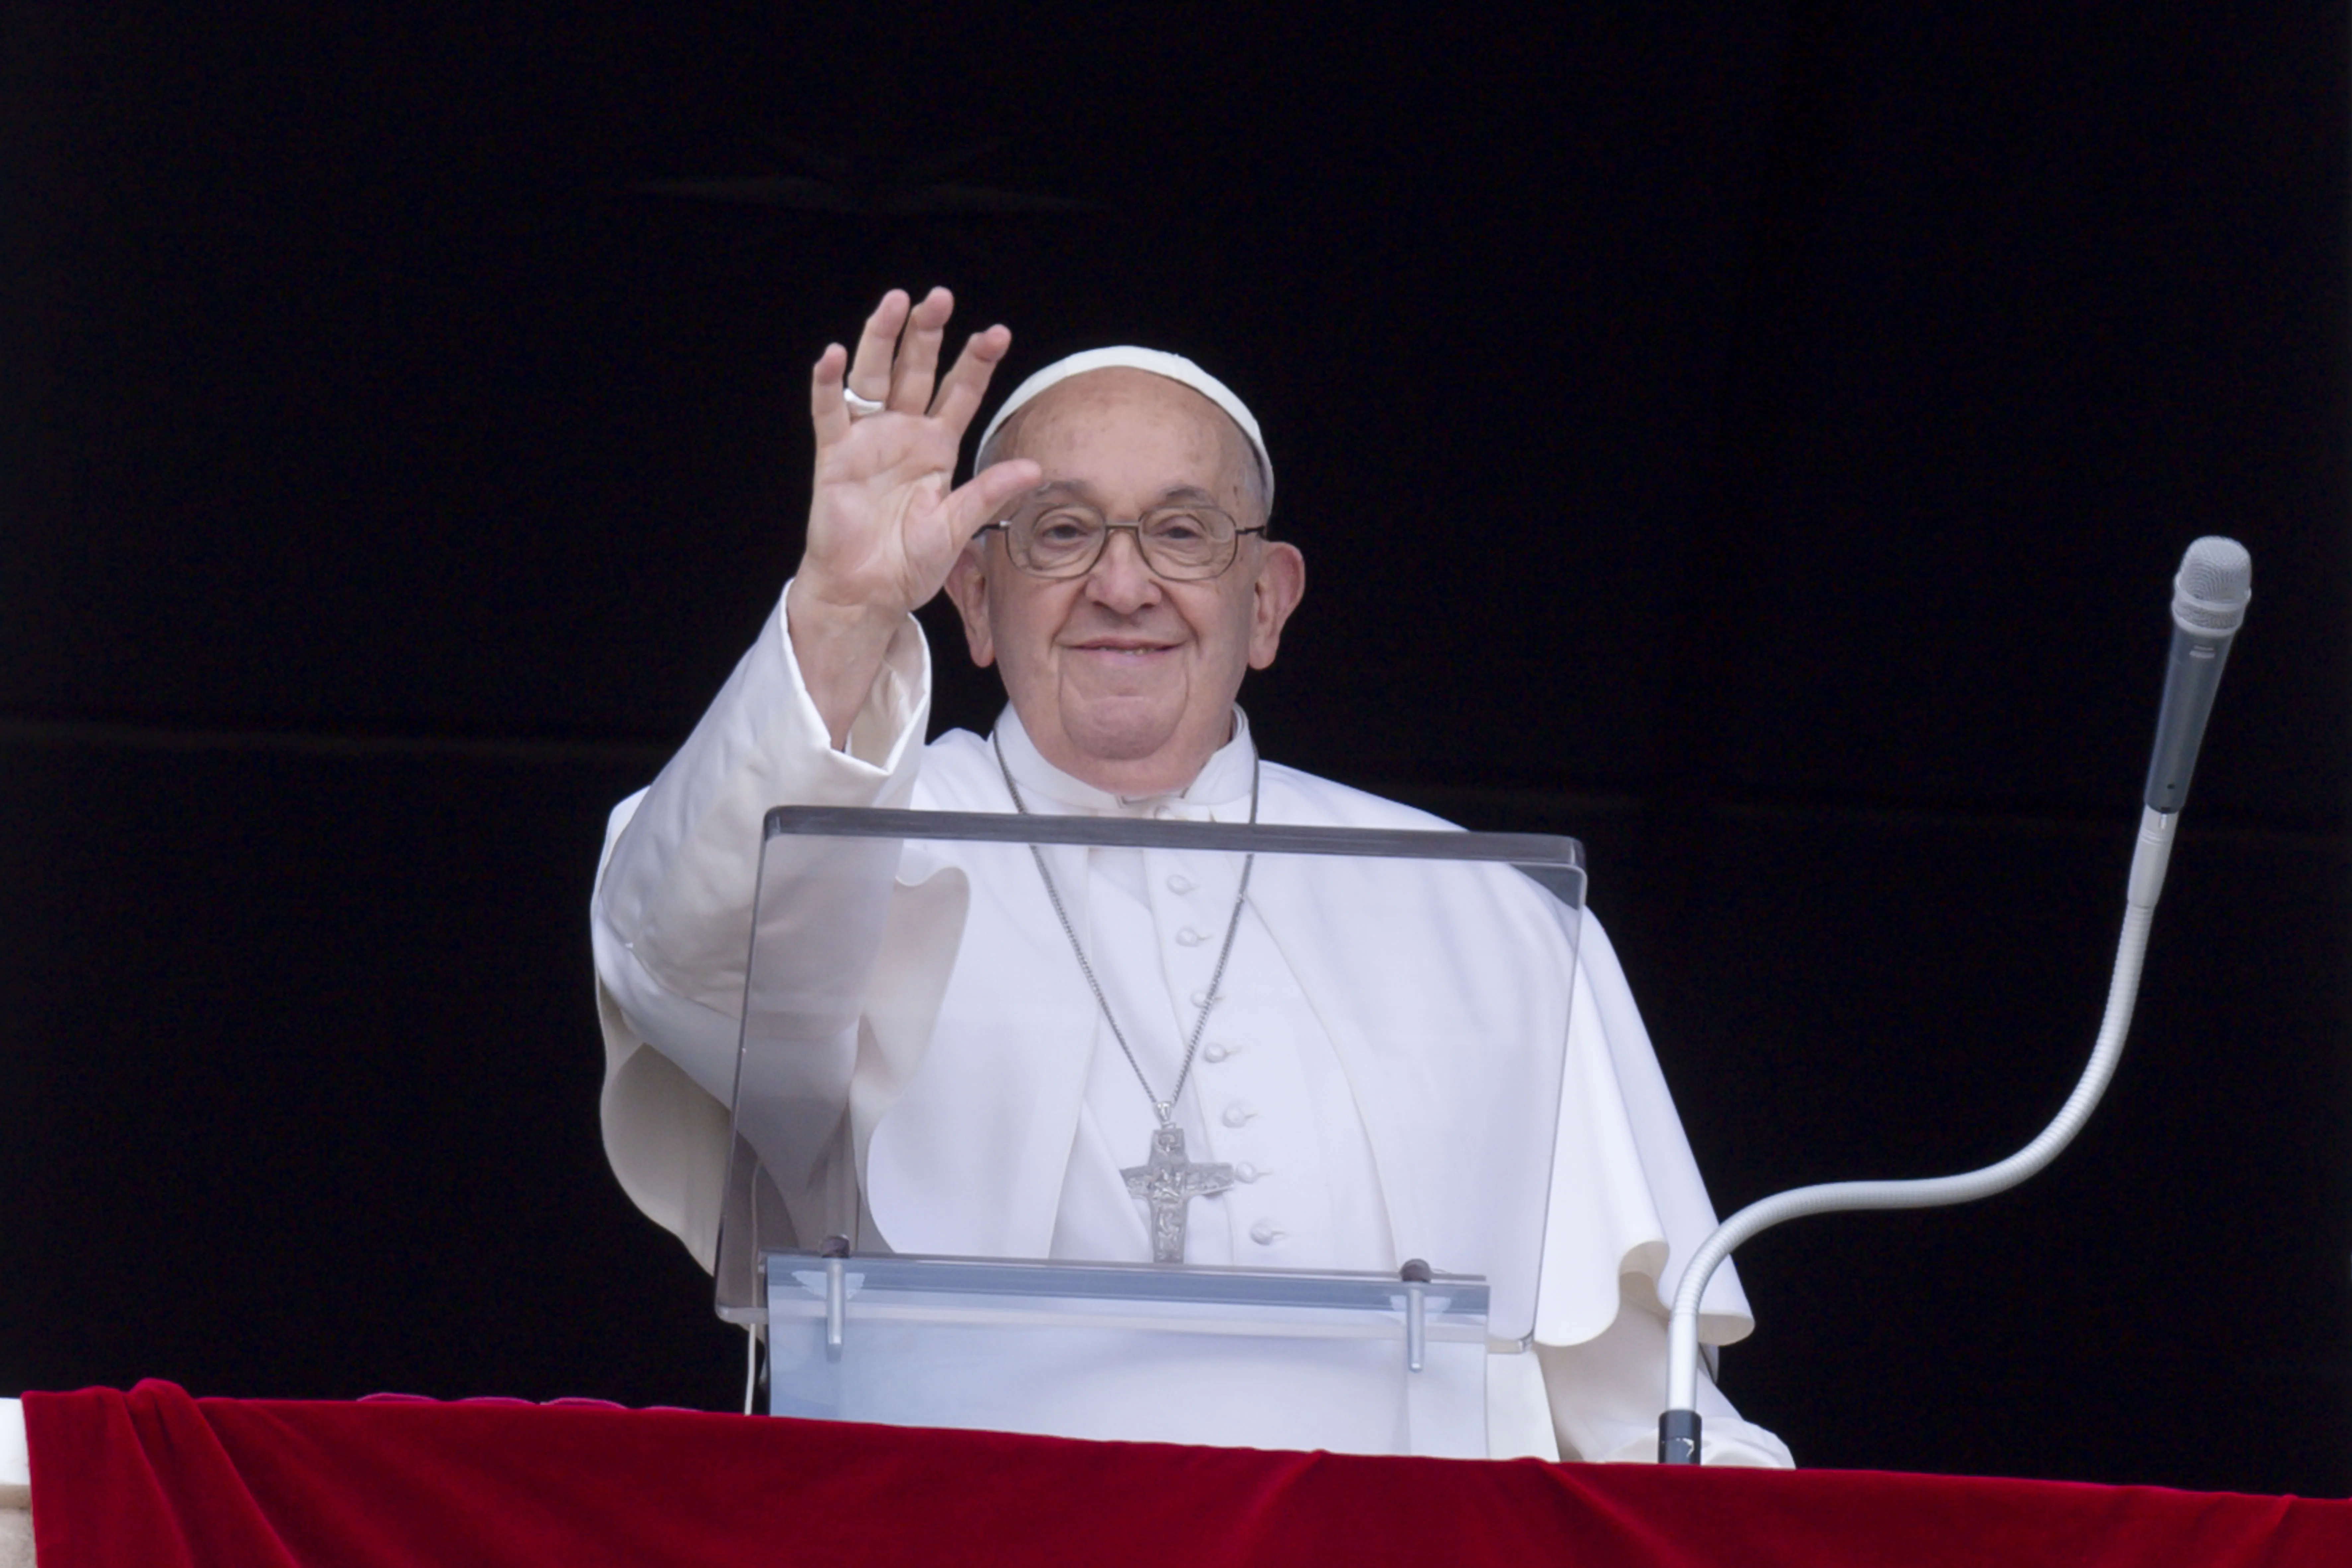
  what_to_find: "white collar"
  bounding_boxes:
[990,705,1259,818]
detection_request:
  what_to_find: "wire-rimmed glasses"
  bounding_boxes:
[979,499,1268,581]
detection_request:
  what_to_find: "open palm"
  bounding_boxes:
[798,288,1039,621]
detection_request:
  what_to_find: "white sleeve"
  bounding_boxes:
[1532,911,1793,1465]
[1537,1302,1794,1466]
[1533,911,1757,1348]
[588,582,930,1264]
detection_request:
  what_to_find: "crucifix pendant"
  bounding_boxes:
[1121,1124,1234,1263]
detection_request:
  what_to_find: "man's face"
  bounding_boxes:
[944,369,1305,796]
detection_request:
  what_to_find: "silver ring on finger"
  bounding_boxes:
[843,387,887,419]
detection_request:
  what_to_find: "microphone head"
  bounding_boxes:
[2173,536,2252,636]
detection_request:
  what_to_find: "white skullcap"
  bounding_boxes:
[975,346,1273,509]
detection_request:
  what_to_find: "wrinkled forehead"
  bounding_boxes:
[995,369,1262,510]
[980,346,1274,513]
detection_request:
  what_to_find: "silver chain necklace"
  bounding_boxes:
[993,730,1257,1262]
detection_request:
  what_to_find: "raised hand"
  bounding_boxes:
[789,288,1039,745]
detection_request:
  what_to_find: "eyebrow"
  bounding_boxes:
[1155,485,1225,507]
[1031,481,1229,508]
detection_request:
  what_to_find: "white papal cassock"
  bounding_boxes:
[590,584,1792,1466]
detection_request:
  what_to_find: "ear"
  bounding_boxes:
[1246,541,1306,670]
[944,542,998,668]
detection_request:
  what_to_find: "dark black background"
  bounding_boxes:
[5,4,2346,1495]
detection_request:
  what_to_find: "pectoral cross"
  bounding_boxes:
[1122,1124,1234,1263]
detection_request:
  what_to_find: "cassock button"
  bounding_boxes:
[1202,1042,1229,1063]
[1167,874,1196,894]
[1221,1103,1256,1128]
[1189,988,1217,1008]
[1249,1221,1285,1246]
[1175,927,1207,946]
[1233,1162,1262,1183]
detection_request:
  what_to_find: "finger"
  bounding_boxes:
[929,324,1017,435]
[846,290,910,401]
[888,287,954,414]
[809,342,851,446]
[941,456,1044,545]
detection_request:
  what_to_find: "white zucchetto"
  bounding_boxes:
[975,346,1273,508]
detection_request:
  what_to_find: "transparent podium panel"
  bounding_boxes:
[717,806,1585,1455]
[763,1253,1491,1455]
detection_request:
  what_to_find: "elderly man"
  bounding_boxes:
[591,288,1789,1465]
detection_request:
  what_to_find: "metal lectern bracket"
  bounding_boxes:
[821,1234,851,1362]
[1401,1259,1433,1373]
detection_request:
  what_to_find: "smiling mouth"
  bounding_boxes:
[1069,640,1176,657]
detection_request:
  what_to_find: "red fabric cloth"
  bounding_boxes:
[24,1381,2352,1567]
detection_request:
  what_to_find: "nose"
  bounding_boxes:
[1083,526,1164,613]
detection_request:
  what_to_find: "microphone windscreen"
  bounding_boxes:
[2173,536,2252,635]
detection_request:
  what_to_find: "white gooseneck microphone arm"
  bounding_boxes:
[1658,537,2252,1464]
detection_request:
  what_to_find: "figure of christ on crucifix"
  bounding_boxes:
[1123,1124,1237,1264]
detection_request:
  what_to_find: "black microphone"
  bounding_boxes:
[2144,537,2252,814]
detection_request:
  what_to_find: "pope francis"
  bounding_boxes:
[589,287,1791,1465]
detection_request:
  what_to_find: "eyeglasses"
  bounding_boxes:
[980,499,1268,581]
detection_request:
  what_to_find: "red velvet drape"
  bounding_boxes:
[24,1381,2352,1567]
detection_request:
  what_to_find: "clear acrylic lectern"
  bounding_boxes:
[715,806,1584,1457]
